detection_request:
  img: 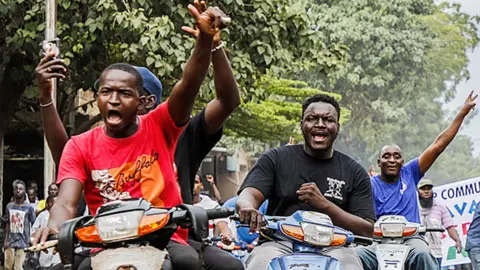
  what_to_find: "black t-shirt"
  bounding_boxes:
[239,145,375,221]
[175,109,223,204]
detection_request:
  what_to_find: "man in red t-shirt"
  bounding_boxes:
[32,3,231,269]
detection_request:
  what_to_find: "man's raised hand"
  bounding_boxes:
[35,51,67,104]
[186,0,231,38]
[461,90,477,115]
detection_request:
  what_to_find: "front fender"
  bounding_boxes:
[267,253,342,270]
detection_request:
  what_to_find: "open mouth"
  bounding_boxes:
[107,110,122,124]
[311,132,328,143]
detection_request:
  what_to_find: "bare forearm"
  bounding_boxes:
[212,48,240,111]
[211,183,222,202]
[322,201,373,237]
[432,112,467,152]
[236,189,263,212]
[169,33,213,125]
[46,203,76,233]
[40,102,68,165]
[448,227,461,243]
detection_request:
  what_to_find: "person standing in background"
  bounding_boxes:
[4,180,36,270]
[417,179,462,268]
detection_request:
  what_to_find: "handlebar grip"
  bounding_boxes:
[353,236,374,246]
[206,207,235,220]
[47,234,59,241]
[426,228,445,233]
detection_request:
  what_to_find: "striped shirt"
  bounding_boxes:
[419,200,454,258]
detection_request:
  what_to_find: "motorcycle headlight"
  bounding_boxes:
[301,222,334,246]
[96,211,143,242]
[380,223,406,237]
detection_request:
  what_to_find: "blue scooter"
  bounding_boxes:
[235,210,373,270]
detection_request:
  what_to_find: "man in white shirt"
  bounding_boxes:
[31,195,61,269]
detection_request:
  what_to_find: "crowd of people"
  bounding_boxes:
[2,181,59,270]
[1,1,479,269]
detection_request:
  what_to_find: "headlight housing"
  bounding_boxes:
[380,223,406,237]
[301,222,334,246]
[95,211,143,242]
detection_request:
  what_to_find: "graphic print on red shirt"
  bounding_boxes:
[57,100,188,244]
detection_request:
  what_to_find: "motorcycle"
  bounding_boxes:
[235,210,373,270]
[373,215,445,270]
[28,198,234,270]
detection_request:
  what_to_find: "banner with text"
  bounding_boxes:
[433,176,480,267]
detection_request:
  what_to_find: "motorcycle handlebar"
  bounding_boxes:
[206,207,235,220]
[425,228,445,233]
[353,235,374,246]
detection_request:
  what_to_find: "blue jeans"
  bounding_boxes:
[356,237,440,270]
[468,247,480,270]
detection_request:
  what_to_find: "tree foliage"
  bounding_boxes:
[305,0,480,183]
[0,0,346,137]
[226,76,350,142]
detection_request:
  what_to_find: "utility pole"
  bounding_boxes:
[43,0,59,198]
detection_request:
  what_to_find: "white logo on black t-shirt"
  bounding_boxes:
[324,177,346,200]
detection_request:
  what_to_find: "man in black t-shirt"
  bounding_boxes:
[236,94,375,270]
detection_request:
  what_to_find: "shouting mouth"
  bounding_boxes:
[107,110,122,125]
[312,132,328,143]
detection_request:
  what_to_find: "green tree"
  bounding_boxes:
[307,0,480,182]
[226,76,351,142]
[0,0,345,139]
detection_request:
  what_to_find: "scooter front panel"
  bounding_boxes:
[376,244,410,270]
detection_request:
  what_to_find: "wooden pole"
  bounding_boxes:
[43,0,58,198]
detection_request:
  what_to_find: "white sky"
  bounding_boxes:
[443,0,480,156]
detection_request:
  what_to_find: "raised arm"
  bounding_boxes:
[181,4,239,134]
[35,52,69,165]
[31,179,83,246]
[419,91,477,174]
[204,39,240,134]
[168,2,231,126]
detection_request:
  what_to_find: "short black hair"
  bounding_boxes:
[302,94,341,120]
[13,179,26,189]
[48,183,58,189]
[100,63,143,92]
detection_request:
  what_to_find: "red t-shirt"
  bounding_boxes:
[57,100,188,245]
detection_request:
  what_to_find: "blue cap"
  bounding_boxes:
[134,66,162,106]
[94,66,162,105]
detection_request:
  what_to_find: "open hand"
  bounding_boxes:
[461,90,477,115]
[35,51,67,104]
[297,183,329,210]
[31,226,58,250]
[186,0,231,38]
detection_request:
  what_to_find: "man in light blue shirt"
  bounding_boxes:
[357,92,477,270]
